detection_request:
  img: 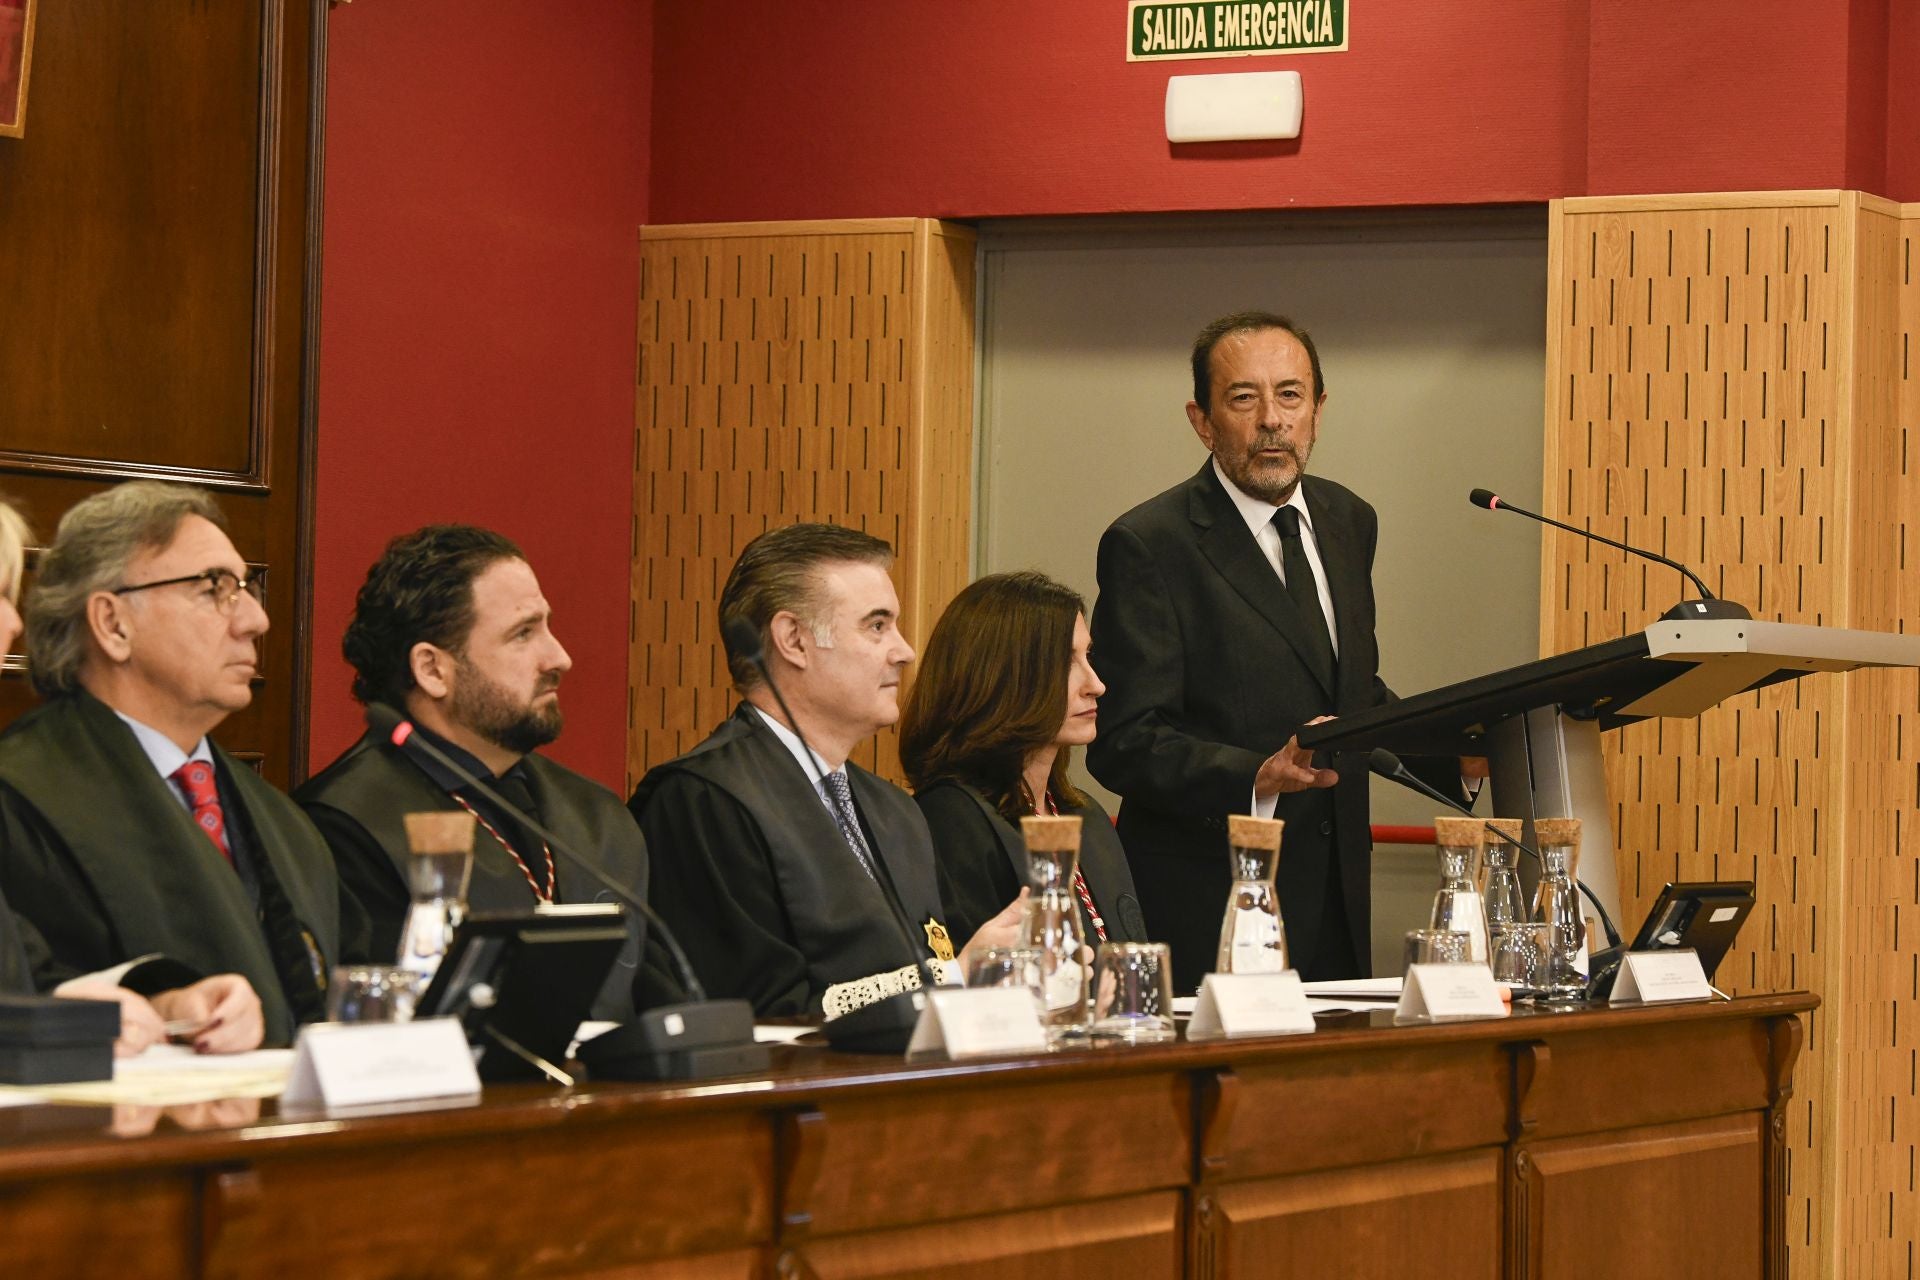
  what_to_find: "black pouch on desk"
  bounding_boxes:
[0,995,119,1085]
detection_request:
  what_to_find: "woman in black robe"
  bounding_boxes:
[899,572,1149,950]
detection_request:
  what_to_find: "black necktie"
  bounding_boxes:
[487,771,555,899]
[1272,506,1337,684]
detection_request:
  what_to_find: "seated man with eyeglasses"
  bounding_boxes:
[0,481,340,1050]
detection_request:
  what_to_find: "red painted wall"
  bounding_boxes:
[649,0,1912,223]
[312,1,652,789]
[1887,2,1920,200]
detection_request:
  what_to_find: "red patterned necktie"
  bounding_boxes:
[172,761,232,862]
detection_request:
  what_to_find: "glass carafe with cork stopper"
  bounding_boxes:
[1216,814,1289,975]
[1481,818,1530,933]
[1529,817,1588,1001]
[1020,814,1090,1038]
[1428,815,1490,963]
[396,810,476,983]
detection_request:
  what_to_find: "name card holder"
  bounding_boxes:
[1609,949,1714,1005]
[282,1018,483,1109]
[1396,964,1509,1023]
[1186,972,1316,1040]
[906,988,1049,1059]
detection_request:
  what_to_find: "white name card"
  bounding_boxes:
[282,1018,482,1109]
[1186,972,1316,1040]
[906,988,1049,1059]
[1609,949,1714,1004]
[1396,964,1509,1023]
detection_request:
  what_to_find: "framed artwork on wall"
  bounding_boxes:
[0,0,36,139]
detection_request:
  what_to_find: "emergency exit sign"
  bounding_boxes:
[1128,1,1347,61]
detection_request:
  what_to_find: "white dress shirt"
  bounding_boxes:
[112,708,215,814]
[1213,459,1340,819]
[752,704,842,812]
[1211,457,1339,659]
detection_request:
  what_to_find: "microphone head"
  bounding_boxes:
[1468,488,1500,511]
[1367,747,1404,778]
[722,616,766,667]
[364,702,413,747]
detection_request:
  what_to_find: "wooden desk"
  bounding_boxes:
[0,994,1811,1279]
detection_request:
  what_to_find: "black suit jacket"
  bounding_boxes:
[1087,462,1395,989]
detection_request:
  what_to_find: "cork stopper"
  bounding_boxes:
[1432,815,1486,847]
[1020,814,1083,852]
[1483,818,1524,844]
[1227,814,1284,852]
[404,811,476,856]
[1532,817,1581,850]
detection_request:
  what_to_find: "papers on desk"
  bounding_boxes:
[1301,977,1404,1001]
[0,1044,294,1108]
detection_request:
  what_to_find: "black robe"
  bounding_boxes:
[0,691,339,1044]
[913,781,1150,948]
[0,884,29,994]
[296,729,681,1019]
[628,704,948,1017]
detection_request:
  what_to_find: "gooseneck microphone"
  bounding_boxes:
[721,618,940,1054]
[366,702,768,1080]
[1468,488,1750,622]
[1367,748,1621,950]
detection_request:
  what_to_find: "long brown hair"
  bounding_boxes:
[899,571,1086,822]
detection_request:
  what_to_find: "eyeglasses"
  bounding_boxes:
[113,567,268,614]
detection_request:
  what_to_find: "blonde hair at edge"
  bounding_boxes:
[0,496,28,603]
[0,497,29,658]
[0,498,26,602]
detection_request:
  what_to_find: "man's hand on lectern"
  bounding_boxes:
[1255,717,1340,800]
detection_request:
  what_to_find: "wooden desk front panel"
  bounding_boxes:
[200,1110,772,1279]
[0,1170,197,1280]
[1213,1039,1511,1180]
[782,1190,1183,1280]
[795,1070,1191,1236]
[1197,1150,1503,1280]
[1518,1017,1774,1140]
[1517,1112,1764,1278]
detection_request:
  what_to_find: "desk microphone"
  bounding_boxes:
[366,702,767,1080]
[721,617,940,1054]
[1366,747,1621,951]
[1468,488,1750,622]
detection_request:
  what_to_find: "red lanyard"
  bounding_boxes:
[1044,791,1108,943]
[450,793,556,904]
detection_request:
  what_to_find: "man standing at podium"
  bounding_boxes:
[1089,312,1456,990]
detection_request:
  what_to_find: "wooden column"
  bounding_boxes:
[629,219,976,789]
[1544,190,1920,1278]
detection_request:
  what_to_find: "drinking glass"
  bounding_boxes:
[1491,922,1549,995]
[1403,929,1473,968]
[327,964,421,1024]
[1089,942,1176,1045]
[967,945,1048,1017]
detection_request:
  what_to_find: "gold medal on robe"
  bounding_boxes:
[923,917,955,962]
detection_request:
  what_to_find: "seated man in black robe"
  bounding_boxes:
[628,523,1023,1018]
[297,525,677,1018]
[0,481,337,1049]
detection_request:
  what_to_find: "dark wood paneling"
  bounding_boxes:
[0,0,323,784]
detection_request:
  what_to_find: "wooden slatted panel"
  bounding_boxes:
[1834,202,1920,1278]
[629,219,976,791]
[1544,191,1913,1279]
